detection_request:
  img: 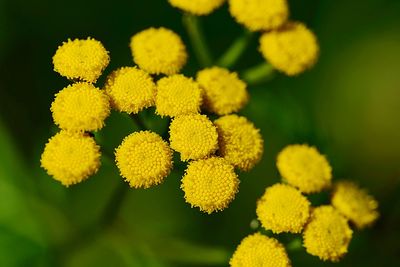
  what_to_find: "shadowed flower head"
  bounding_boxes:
[169,0,226,15]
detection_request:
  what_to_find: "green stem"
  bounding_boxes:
[129,113,147,131]
[241,62,275,85]
[217,30,254,69]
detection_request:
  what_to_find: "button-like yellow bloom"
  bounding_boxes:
[51,82,111,132]
[130,27,187,75]
[303,205,353,262]
[230,233,291,267]
[52,37,110,83]
[259,22,319,76]
[277,144,332,194]
[332,181,379,229]
[181,157,239,213]
[214,115,263,171]
[169,0,226,15]
[156,74,202,117]
[256,183,310,233]
[104,67,156,114]
[196,67,248,115]
[40,131,101,186]
[115,131,173,189]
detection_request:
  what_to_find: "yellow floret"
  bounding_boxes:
[130,27,187,75]
[229,0,289,31]
[259,22,319,76]
[156,74,202,117]
[40,130,101,186]
[332,181,379,229]
[181,157,239,213]
[230,233,291,267]
[303,206,353,262]
[256,183,310,233]
[214,115,263,171]
[276,144,332,194]
[51,82,111,132]
[104,67,156,114]
[169,0,226,15]
[115,131,173,188]
[52,37,109,83]
[196,67,248,115]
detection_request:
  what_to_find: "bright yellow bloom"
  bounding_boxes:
[156,74,202,117]
[130,27,187,75]
[332,181,379,229]
[214,115,263,171]
[230,233,291,267]
[40,131,101,186]
[52,37,109,83]
[104,67,156,114]
[256,183,310,233]
[196,67,248,115]
[115,131,173,189]
[259,22,319,76]
[169,0,226,15]
[277,144,332,194]
[181,157,239,213]
[51,82,110,132]
[169,114,218,161]
[303,206,353,262]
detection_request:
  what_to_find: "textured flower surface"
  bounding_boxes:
[169,0,226,15]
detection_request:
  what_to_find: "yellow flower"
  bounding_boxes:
[230,233,291,267]
[256,183,310,233]
[130,27,187,75]
[259,22,319,76]
[104,67,156,114]
[229,0,289,31]
[169,0,226,15]
[303,205,353,262]
[276,144,332,194]
[196,67,248,115]
[115,131,173,189]
[40,130,101,186]
[156,74,202,117]
[52,37,109,83]
[181,157,239,213]
[51,82,111,132]
[332,181,379,229]
[214,115,263,171]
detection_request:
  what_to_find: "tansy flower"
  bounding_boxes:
[259,22,319,76]
[169,114,218,161]
[130,27,187,75]
[276,144,332,194]
[169,0,226,15]
[40,130,101,186]
[230,233,291,267]
[256,183,310,234]
[115,131,173,188]
[196,67,248,115]
[181,157,239,213]
[52,37,109,83]
[214,115,263,171]
[51,82,111,132]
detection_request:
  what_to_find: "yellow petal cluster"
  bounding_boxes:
[169,0,226,15]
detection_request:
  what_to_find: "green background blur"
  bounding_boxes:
[1,0,399,266]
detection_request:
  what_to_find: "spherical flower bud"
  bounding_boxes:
[169,0,226,15]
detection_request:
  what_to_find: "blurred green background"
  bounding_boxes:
[1,0,399,266]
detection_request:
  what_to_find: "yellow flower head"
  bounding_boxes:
[259,22,319,76]
[229,0,289,31]
[169,0,226,15]
[104,67,156,114]
[169,114,218,161]
[181,157,239,213]
[230,233,291,267]
[277,144,332,194]
[303,205,353,262]
[130,27,187,75]
[156,74,202,117]
[52,37,110,83]
[214,115,263,171]
[51,82,111,132]
[256,183,310,234]
[115,131,173,189]
[332,181,379,229]
[40,130,101,186]
[196,67,248,115]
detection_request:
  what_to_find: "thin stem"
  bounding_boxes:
[241,62,275,85]
[129,113,147,131]
[217,30,254,69]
